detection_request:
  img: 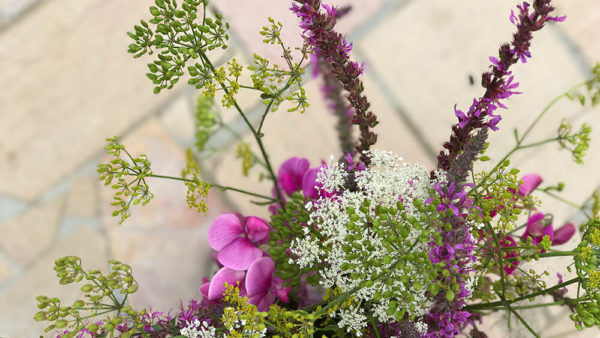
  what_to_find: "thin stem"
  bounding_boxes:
[197,51,284,205]
[147,173,278,202]
[541,190,584,210]
[508,306,540,338]
[465,277,580,311]
[520,81,587,142]
[484,220,508,301]
[369,315,381,338]
[503,250,574,262]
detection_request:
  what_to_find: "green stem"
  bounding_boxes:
[369,315,381,338]
[508,306,540,338]
[479,81,587,188]
[198,51,284,205]
[465,277,580,311]
[541,190,583,210]
[484,220,508,301]
[146,173,278,202]
[263,319,292,336]
[482,299,580,311]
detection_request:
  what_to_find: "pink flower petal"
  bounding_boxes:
[523,212,545,239]
[245,216,271,244]
[218,238,264,270]
[207,267,245,301]
[245,257,274,297]
[208,213,244,251]
[302,167,319,199]
[249,292,275,312]
[278,157,310,195]
[518,174,543,196]
[199,278,210,299]
[553,223,576,245]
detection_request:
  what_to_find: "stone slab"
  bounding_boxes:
[0,196,63,266]
[0,0,176,201]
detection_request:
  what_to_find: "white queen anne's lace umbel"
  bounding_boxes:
[291,150,442,335]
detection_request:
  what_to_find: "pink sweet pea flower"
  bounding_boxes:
[553,222,576,245]
[277,157,310,196]
[521,213,576,249]
[208,213,271,270]
[518,174,543,197]
[522,212,553,249]
[302,165,336,200]
[245,257,291,311]
[207,267,246,301]
[500,235,520,275]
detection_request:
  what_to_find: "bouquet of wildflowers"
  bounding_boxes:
[33,0,600,337]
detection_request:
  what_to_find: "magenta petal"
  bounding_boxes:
[523,212,545,239]
[218,238,264,270]
[246,257,275,297]
[249,292,275,312]
[553,223,576,245]
[245,216,271,244]
[518,174,543,196]
[278,157,310,195]
[208,213,244,251]
[200,280,210,299]
[207,267,245,301]
[302,167,319,199]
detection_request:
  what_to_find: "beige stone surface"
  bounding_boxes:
[0,0,176,201]
[0,226,109,338]
[0,253,14,284]
[64,176,97,217]
[555,0,600,65]
[0,196,63,266]
[159,92,196,144]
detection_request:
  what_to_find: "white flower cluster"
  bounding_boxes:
[180,319,217,338]
[291,150,442,334]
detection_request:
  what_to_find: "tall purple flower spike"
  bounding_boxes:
[518,173,543,196]
[437,0,566,172]
[208,213,270,270]
[277,157,310,196]
[245,257,291,311]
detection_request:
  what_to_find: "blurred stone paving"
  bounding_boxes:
[0,0,599,336]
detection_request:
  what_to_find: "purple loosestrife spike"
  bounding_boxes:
[437,0,565,171]
[292,0,378,166]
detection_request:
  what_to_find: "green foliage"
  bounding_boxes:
[558,119,592,164]
[220,283,268,337]
[127,0,230,94]
[34,256,140,336]
[567,62,600,107]
[97,137,154,224]
[260,17,282,45]
[182,148,211,214]
[194,94,218,152]
[571,218,600,329]
[471,165,528,233]
[268,193,319,288]
[236,142,255,177]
